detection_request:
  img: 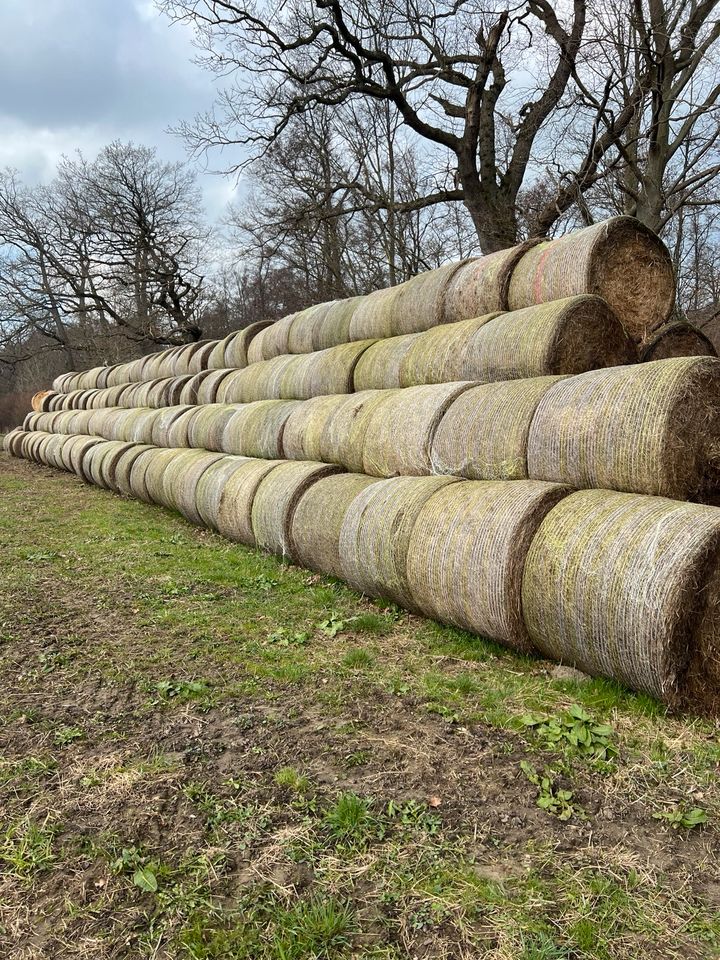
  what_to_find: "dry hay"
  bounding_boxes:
[398,314,499,386]
[291,473,380,577]
[196,369,235,406]
[89,408,130,442]
[353,335,422,391]
[131,447,181,503]
[508,216,675,342]
[362,383,475,478]
[251,460,343,558]
[313,297,364,350]
[216,459,284,546]
[165,407,203,448]
[173,342,206,376]
[228,355,301,403]
[128,408,164,444]
[178,372,210,405]
[3,428,24,456]
[207,335,231,370]
[349,284,406,340]
[95,441,141,490]
[318,390,396,471]
[112,444,155,496]
[186,404,239,452]
[443,245,542,322]
[527,356,720,501]
[224,321,274,367]
[195,456,252,529]
[407,480,570,651]
[281,395,350,462]
[31,390,54,412]
[522,489,720,710]
[639,321,717,361]
[221,400,302,459]
[215,369,250,404]
[339,475,459,609]
[430,377,566,480]
[52,372,75,393]
[287,303,336,354]
[188,341,217,374]
[150,405,197,447]
[161,449,226,523]
[247,314,296,363]
[388,261,467,335]
[281,340,376,400]
[85,439,129,489]
[65,435,103,480]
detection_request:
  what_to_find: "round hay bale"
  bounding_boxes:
[339,475,459,609]
[252,460,343,558]
[221,399,302,459]
[526,356,720,500]
[89,439,133,489]
[195,455,252,529]
[282,340,375,400]
[150,405,196,447]
[247,314,296,363]
[221,355,300,403]
[430,377,565,480]
[131,447,181,503]
[31,390,54,412]
[88,407,127,441]
[128,408,164,444]
[213,369,246,404]
[223,320,274,368]
[313,297,363,350]
[362,383,474,478]
[66,410,95,435]
[178,372,210,405]
[508,217,675,342]
[51,372,74,393]
[398,314,499,386]
[3,428,25,456]
[207,336,230,371]
[66,435,103,480]
[349,285,405,340]
[111,443,155,495]
[318,390,397,471]
[281,395,350,461]
[161,449,225,521]
[104,384,134,408]
[188,341,217,374]
[166,407,203,448]
[522,489,720,708]
[115,408,152,443]
[443,242,543,322]
[187,404,238,451]
[216,459,284,546]
[291,473,380,576]
[639,321,717,361]
[353,335,422,391]
[389,261,467,335]
[407,479,570,651]
[96,364,120,389]
[196,369,235,405]
[287,303,334,354]
[23,411,43,431]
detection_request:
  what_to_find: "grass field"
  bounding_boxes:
[1,452,720,959]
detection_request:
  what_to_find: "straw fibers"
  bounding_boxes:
[522,489,720,710]
[339,475,459,610]
[407,479,570,651]
[186,404,238,451]
[430,377,565,480]
[388,261,467,335]
[195,456,252,529]
[442,241,542,322]
[112,444,156,497]
[247,314,295,363]
[150,406,196,447]
[362,382,475,477]
[318,390,398,471]
[215,459,284,546]
[639,322,717,361]
[353,335,422,390]
[291,473,380,577]
[508,216,675,342]
[398,314,498,386]
[287,303,335,354]
[527,357,720,500]
[224,321,273,367]
[196,369,235,405]
[281,395,351,462]
[130,447,179,503]
[221,400,302,459]
[162,450,226,523]
[313,297,364,350]
[281,340,376,400]
[251,461,343,558]
[31,391,54,412]
[349,284,406,340]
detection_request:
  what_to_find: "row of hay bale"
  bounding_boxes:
[22,357,720,503]
[50,216,684,396]
[6,427,719,714]
[40,296,638,412]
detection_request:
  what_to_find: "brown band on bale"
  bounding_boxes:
[98,441,143,490]
[188,341,217,375]
[522,489,720,709]
[430,376,566,480]
[508,216,675,342]
[221,399,302,459]
[32,391,54,412]
[527,356,720,501]
[214,369,249,404]
[362,382,475,478]
[353,334,422,390]
[407,479,570,652]
[291,473,380,577]
[639,321,717,362]
[195,456,252,529]
[339,475,460,610]
[349,284,406,340]
[251,461,343,558]
[216,459,285,546]
[388,260,468,335]
[281,395,351,462]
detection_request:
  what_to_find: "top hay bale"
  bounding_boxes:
[507,216,675,342]
[443,240,542,321]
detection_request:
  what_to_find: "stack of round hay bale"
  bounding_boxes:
[9,216,720,714]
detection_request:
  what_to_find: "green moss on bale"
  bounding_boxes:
[388,261,466,335]
[349,284,406,340]
[195,456,252,529]
[221,400,302,459]
[216,459,284,546]
[281,395,350,461]
[224,320,274,367]
[313,297,363,350]
[398,314,499,386]
[353,335,422,391]
[161,450,226,523]
[287,303,335,354]
[187,404,239,452]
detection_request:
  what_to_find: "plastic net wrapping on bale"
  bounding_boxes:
[247,313,297,363]
[221,400,302,459]
[291,473,380,577]
[339,475,459,610]
[215,459,285,546]
[639,322,717,362]
[161,450,226,524]
[443,241,541,322]
[313,297,364,350]
[522,489,720,712]
[251,460,344,558]
[361,383,474,477]
[430,377,565,480]
[353,335,422,391]
[287,303,336,354]
[406,480,570,652]
[187,405,238,452]
[508,216,675,343]
[195,456,252,529]
[527,357,720,501]
[319,390,401,472]
[281,395,351,462]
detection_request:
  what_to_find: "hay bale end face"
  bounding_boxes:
[281,395,350,462]
[221,399,302,459]
[527,357,720,501]
[291,473,380,577]
[640,321,717,362]
[522,489,720,710]
[215,459,284,546]
[508,216,675,342]
[407,479,570,651]
[339,475,459,609]
[194,456,252,529]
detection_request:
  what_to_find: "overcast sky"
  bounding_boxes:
[0,0,237,219]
